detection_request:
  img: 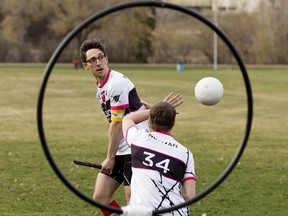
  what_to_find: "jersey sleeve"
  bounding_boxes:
[125,126,140,146]
[108,77,130,122]
[183,151,196,182]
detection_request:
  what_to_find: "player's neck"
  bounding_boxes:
[96,76,106,85]
[96,69,110,86]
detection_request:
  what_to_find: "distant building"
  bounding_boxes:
[162,0,264,13]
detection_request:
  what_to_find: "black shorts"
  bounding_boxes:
[104,154,132,186]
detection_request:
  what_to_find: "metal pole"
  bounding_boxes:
[213,12,218,70]
[212,0,218,71]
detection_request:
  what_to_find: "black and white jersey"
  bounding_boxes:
[125,126,196,215]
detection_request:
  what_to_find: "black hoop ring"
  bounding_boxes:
[37,1,253,215]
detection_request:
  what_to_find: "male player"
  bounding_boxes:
[122,99,196,215]
[80,38,148,215]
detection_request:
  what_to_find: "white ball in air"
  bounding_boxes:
[195,77,224,106]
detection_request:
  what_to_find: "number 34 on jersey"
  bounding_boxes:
[132,146,187,182]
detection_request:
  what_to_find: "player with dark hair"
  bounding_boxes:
[122,98,196,215]
[80,38,149,215]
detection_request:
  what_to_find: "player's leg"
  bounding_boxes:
[93,173,121,216]
[123,186,131,204]
[93,173,120,203]
[93,155,127,216]
[123,154,132,205]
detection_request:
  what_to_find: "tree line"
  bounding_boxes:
[0,0,287,64]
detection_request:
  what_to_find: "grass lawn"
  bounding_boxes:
[0,64,287,215]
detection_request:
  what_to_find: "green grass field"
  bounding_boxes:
[0,64,287,215]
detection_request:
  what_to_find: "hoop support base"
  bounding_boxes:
[122,205,153,216]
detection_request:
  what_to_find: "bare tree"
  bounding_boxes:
[255,0,288,63]
[0,0,287,64]
[218,12,260,64]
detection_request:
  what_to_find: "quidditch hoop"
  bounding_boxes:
[37,1,253,215]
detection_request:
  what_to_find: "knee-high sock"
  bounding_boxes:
[100,200,120,216]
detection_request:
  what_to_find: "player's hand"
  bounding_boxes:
[163,92,184,108]
[100,157,115,175]
[141,100,151,110]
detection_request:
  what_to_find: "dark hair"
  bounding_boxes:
[149,101,176,132]
[79,38,107,63]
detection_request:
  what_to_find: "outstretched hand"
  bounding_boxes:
[141,100,151,110]
[163,92,184,108]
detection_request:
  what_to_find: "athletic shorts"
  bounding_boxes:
[104,154,132,186]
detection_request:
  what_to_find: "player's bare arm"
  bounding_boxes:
[101,121,123,174]
[122,110,150,136]
[182,180,196,201]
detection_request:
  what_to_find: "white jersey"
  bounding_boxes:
[125,127,196,215]
[96,69,148,155]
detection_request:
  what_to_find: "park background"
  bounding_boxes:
[0,0,287,65]
[1,0,287,215]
